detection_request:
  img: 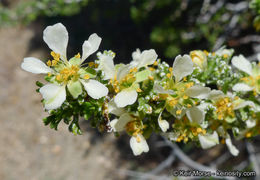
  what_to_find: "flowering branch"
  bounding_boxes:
[21,23,260,156]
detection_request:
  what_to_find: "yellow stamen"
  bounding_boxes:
[197,128,202,133]
[136,88,142,92]
[149,67,155,71]
[51,51,60,61]
[148,76,154,81]
[75,53,81,58]
[88,62,95,67]
[153,61,158,66]
[47,60,52,66]
[246,132,252,138]
[166,73,171,78]
[223,54,229,58]
[183,95,188,100]
[56,74,62,81]
[84,74,90,80]
[47,72,52,77]
[52,60,58,66]
[176,109,182,115]
[169,67,173,72]
[203,50,209,56]
[129,67,138,73]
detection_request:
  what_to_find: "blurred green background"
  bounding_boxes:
[1,0,259,61]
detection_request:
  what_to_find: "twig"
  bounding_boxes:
[117,169,172,180]
[246,142,260,176]
[148,150,175,175]
[161,136,216,172]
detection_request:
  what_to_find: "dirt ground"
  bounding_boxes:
[0,26,125,180]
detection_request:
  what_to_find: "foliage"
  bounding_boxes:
[250,0,260,31]
[0,0,88,26]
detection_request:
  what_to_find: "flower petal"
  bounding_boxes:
[108,100,125,116]
[130,134,149,156]
[231,55,252,75]
[39,84,66,110]
[82,33,102,61]
[186,106,205,124]
[138,49,158,68]
[98,53,115,80]
[208,90,224,101]
[225,136,239,156]
[43,23,68,60]
[158,119,169,132]
[81,79,108,99]
[21,57,52,74]
[185,85,211,99]
[198,131,219,149]
[246,119,256,128]
[153,83,174,94]
[172,54,193,82]
[67,81,82,99]
[234,100,255,110]
[232,83,253,92]
[114,89,138,108]
[158,111,169,132]
[113,113,133,132]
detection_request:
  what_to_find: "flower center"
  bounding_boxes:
[215,97,234,120]
[56,65,80,83]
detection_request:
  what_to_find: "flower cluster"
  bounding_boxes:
[21,23,260,156]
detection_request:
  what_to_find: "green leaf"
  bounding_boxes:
[67,81,82,99]
[135,69,151,82]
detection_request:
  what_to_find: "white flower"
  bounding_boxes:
[198,131,219,149]
[130,133,149,156]
[109,113,149,156]
[157,112,169,132]
[98,50,155,108]
[225,134,239,156]
[130,49,158,69]
[215,47,234,57]
[21,23,108,110]
[231,55,260,94]
[110,113,133,132]
[208,90,255,122]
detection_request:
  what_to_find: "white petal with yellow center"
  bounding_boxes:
[185,85,211,99]
[130,134,149,156]
[39,84,66,110]
[82,33,102,61]
[232,83,253,92]
[198,131,219,149]
[43,23,68,61]
[81,79,108,99]
[172,55,193,82]
[21,57,53,74]
[231,55,252,75]
[114,89,138,108]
